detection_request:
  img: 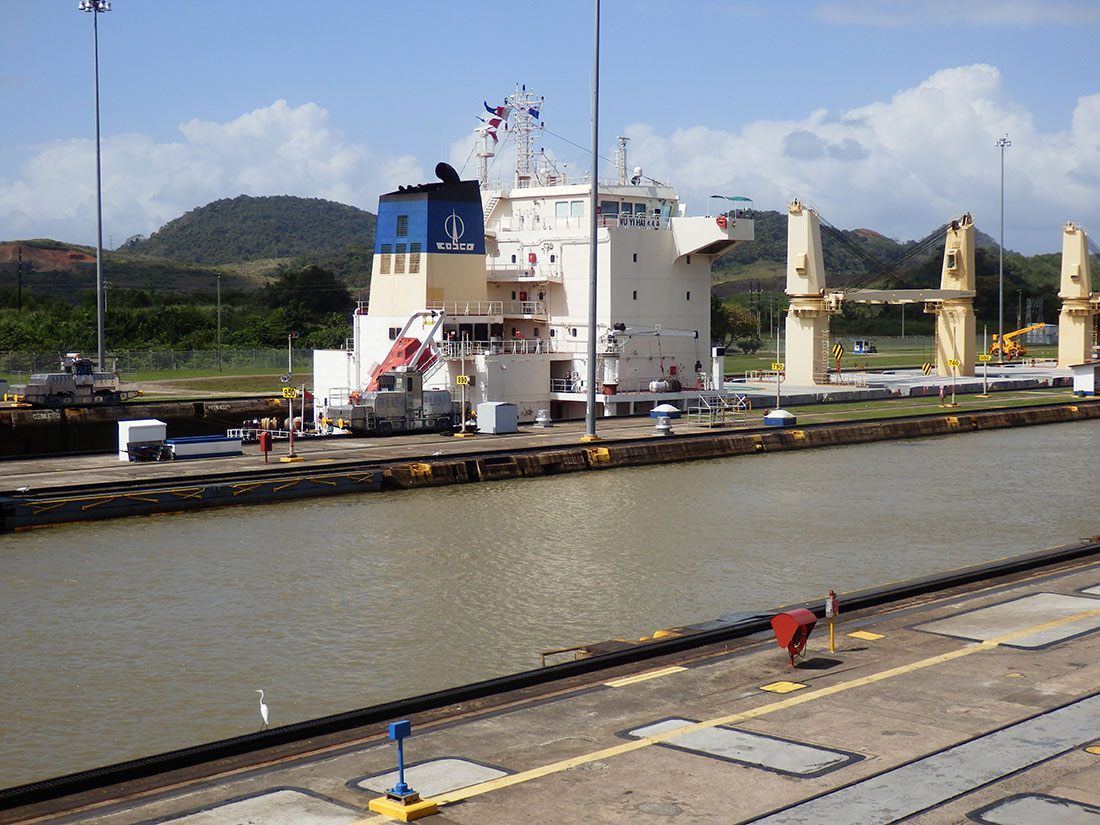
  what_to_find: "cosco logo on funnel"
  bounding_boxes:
[438,211,475,251]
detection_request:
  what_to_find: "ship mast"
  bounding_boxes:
[475,127,495,187]
[508,84,544,188]
[614,136,629,185]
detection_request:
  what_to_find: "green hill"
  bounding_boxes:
[121,195,377,268]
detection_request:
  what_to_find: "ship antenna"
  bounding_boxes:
[615,136,629,185]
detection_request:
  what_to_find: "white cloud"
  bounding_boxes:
[2,74,1096,256]
[0,100,422,246]
[628,64,1098,253]
[814,0,1100,27]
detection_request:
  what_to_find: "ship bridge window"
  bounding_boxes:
[396,215,408,237]
[570,200,584,217]
[555,201,569,219]
[600,201,619,216]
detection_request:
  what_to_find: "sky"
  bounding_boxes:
[1,0,1099,256]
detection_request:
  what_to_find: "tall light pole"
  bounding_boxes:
[996,134,1011,364]
[582,0,600,442]
[79,0,111,371]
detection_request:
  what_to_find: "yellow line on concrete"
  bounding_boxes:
[603,666,686,687]
[351,604,1100,820]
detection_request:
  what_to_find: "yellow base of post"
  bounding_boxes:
[367,796,438,821]
[453,431,476,437]
[279,455,304,463]
[580,434,601,442]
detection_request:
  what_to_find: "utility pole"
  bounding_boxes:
[16,247,23,311]
[216,274,222,371]
[996,134,1011,364]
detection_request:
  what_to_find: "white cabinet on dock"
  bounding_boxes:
[118,419,167,461]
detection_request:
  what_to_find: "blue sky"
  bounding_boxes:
[2,0,1099,255]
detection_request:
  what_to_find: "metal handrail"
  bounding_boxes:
[438,339,555,358]
[425,300,503,316]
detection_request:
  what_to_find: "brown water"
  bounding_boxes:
[1,421,1097,787]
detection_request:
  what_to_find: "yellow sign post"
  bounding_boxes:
[977,354,991,396]
[947,359,960,406]
[282,386,299,399]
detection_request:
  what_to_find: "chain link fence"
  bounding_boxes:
[0,350,315,378]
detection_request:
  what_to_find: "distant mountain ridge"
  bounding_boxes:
[121,195,377,266]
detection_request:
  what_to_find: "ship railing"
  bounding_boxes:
[438,338,555,358]
[486,265,564,283]
[483,173,670,192]
[551,377,586,393]
[503,300,547,317]
[425,300,503,317]
[829,372,869,387]
[227,427,292,443]
[685,392,751,427]
[355,300,369,315]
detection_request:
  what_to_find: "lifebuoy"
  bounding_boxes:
[716,215,728,229]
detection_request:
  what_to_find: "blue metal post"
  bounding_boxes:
[387,720,414,798]
[395,736,408,795]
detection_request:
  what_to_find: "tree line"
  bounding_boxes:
[0,266,354,352]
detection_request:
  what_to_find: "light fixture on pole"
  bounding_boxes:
[995,134,1011,364]
[79,0,111,371]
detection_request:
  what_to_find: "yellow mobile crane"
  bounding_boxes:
[989,323,1047,360]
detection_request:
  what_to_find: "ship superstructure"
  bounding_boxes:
[314,87,754,423]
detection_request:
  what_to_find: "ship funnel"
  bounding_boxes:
[436,162,461,185]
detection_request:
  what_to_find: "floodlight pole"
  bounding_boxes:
[583,0,601,442]
[80,0,111,371]
[996,134,1011,364]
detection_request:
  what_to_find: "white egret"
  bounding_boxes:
[255,689,269,730]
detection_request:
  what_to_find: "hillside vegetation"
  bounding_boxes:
[121,195,377,268]
[0,195,1084,350]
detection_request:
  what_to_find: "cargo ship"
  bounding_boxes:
[313,86,754,423]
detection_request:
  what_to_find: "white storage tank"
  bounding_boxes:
[477,402,518,434]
